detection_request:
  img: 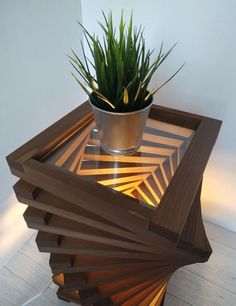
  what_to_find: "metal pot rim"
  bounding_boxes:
[88,98,153,116]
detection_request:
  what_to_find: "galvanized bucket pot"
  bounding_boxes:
[89,100,152,155]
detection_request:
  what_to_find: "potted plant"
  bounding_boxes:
[69,11,183,155]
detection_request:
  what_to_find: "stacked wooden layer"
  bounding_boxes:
[7,102,222,305]
[14,179,187,305]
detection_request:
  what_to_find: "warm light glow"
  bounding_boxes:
[0,193,34,267]
[113,181,142,192]
[69,134,90,172]
[146,118,193,137]
[98,174,149,186]
[149,283,167,306]
[77,166,157,175]
[45,118,194,207]
[83,153,166,165]
[201,158,236,232]
[55,121,95,167]
[53,273,64,286]
[136,186,156,206]
[159,164,169,186]
[152,171,165,195]
[123,188,136,198]
[144,179,161,204]
[138,145,175,155]
[143,133,183,147]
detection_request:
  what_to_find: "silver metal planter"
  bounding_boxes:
[89,101,152,155]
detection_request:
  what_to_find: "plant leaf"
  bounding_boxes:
[123,87,129,104]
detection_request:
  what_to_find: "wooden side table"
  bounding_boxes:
[7,101,221,305]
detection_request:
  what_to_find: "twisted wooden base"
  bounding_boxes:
[7,102,221,305]
[14,179,210,306]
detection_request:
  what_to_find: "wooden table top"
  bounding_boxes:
[44,117,195,208]
[6,101,223,305]
[7,101,222,240]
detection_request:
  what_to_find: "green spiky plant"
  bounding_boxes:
[69,11,184,112]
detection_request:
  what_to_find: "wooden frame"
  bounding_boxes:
[7,101,221,305]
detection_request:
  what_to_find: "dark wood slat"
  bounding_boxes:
[6,100,221,306]
[24,207,200,264]
[52,261,165,274]
[178,180,212,257]
[22,159,153,231]
[25,207,168,256]
[21,159,203,263]
[56,278,166,306]
[57,287,80,303]
[6,101,93,173]
[151,116,222,239]
[53,264,178,290]
[149,104,202,129]
[13,180,40,200]
[50,254,72,270]
[64,272,86,289]
[36,231,61,248]
[78,270,168,305]
[36,232,169,261]
[15,180,156,247]
[115,279,166,305]
[23,206,51,225]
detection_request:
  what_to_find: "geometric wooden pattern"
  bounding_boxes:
[6,101,222,305]
[45,118,194,207]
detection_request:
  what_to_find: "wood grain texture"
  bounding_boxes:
[6,101,221,305]
[2,221,236,306]
[151,117,222,240]
[44,117,194,208]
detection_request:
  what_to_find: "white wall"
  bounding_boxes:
[81,0,236,232]
[0,0,85,267]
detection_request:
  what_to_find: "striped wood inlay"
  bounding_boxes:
[45,118,194,207]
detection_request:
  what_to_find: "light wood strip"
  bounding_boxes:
[77,166,157,175]
[1,222,236,306]
[160,164,169,186]
[149,283,167,306]
[82,153,166,165]
[146,118,194,138]
[55,121,95,167]
[169,156,174,177]
[143,133,183,147]
[123,187,136,198]
[113,181,142,192]
[152,171,165,195]
[69,134,90,172]
[136,186,155,207]
[144,179,161,204]
[138,145,175,156]
[97,174,149,186]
